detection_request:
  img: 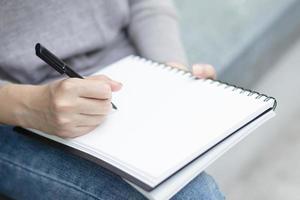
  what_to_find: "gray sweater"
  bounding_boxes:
[0,0,187,86]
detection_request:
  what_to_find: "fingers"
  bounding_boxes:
[74,76,122,99]
[87,75,122,91]
[47,75,119,138]
[76,126,99,136]
[68,75,122,100]
[54,114,105,138]
[56,77,115,100]
[77,98,112,115]
[78,81,112,99]
[50,115,101,138]
[192,64,217,79]
[165,62,217,79]
[64,125,99,138]
[166,62,188,71]
[75,114,106,127]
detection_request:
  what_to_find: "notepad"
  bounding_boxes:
[130,109,275,200]
[24,55,276,193]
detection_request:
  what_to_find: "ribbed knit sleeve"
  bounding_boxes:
[128,0,188,65]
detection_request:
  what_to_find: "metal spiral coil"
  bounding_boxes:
[131,55,277,110]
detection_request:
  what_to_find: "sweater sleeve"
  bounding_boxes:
[128,0,188,65]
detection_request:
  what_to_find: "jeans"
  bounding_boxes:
[0,125,224,200]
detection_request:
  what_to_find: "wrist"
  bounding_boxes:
[18,84,48,129]
[0,84,47,128]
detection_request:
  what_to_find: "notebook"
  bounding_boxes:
[21,55,276,194]
[130,109,275,200]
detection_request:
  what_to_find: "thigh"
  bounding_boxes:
[0,125,224,200]
[172,172,225,200]
[0,125,146,200]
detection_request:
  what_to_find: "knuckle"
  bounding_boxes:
[52,98,72,112]
[101,101,112,114]
[52,98,62,111]
[59,79,76,91]
[54,115,71,127]
[51,91,77,112]
[101,84,112,99]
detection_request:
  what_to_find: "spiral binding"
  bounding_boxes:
[131,55,277,110]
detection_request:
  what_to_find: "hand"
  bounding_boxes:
[23,75,122,138]
[166,62,217,79]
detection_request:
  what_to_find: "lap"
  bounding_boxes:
[0,125,224,200]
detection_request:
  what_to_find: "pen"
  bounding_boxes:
[35,43,117,110]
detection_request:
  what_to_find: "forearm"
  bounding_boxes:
[0,83,44,128]
[128,0,188,64]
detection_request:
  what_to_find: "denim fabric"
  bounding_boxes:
[0,125,224,200]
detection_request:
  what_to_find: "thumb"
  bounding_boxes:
[87,75,123,92]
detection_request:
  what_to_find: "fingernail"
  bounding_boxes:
[111,80,122,86]
[116,81,123,87]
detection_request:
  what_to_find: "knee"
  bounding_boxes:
[172,172,225,200]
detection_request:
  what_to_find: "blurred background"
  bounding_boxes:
[173,0,300,199]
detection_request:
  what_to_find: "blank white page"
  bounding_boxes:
[66,56,275,186]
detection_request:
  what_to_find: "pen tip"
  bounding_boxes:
[112,103,118,110]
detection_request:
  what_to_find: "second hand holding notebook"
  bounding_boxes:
[23,55,277,197]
